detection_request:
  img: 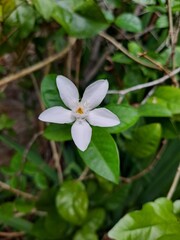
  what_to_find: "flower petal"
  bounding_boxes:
[87,108,120,127]
[71,120,92,151]
[38,106,75,124]
[81,80,109,109]
[56,75,79,109]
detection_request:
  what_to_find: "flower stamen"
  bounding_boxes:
[76,107,84,115]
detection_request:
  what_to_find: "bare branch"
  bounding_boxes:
[108,67,180,95]
[0,181,37,200]
[99,32,159,70]
[0,38,76,87]
[167,163,180,199]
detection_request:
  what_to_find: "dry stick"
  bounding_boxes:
[167,0,175,67]
[121,140,167,183]
[0,38,76,87]
[99,32,159,70]
[167,163,180,199]
[0,181,37,200]
[17,131,43,177]
[78,167,89,181]
[139,52,177,85]
[50,141,63,183]
[0,231,25,238]
[108,67,180,95]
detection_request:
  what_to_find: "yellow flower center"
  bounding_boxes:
[76,107,84,115]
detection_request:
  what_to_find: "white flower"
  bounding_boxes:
[39,75,120,151]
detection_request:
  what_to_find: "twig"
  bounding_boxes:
[167,0,175,67]
[99,32,159,70]
[167,163,180,199]
[83,47,113,85]
[16,131,43,176]
[0,38,76,87]
[108,67,180,95]
[0,231,25,238]
[139,52,177,85]
[78,167,90,181]
[121,140,167,183]
[50,141,63,183]
[0,181,37,200]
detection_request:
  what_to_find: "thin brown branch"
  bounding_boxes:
[78,167,90,181]
[16,131,43,176]
[0,38,76,87]
[50,141,63,183]
[0,181,37,200]
[167,163,180,199]
[108,67,180,95]
[121,140,167,183]
[0,231,25,238]
[139,52,177,86]
[99,32,159,70]
[167,0,175,66]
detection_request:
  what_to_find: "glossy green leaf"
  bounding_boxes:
[41,74,64,108]
[52,0,108,38]
[106,104,139,133]
[79,127,120,184]
[56,181,88,225]
[84,208,105,231]
[108,198,180,240]
[138,102,172,117]
[115,13,142,33]
[73,227,98,240]
[44,123,72,141]
[126,123,162,158]
[6,3,35,38]
[153,86,180,114]
[32,0,55,20]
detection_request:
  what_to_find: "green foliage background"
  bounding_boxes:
[0,0,180,239]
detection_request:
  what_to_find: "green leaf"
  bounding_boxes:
[108,198,180,240]
[126,123,162,158]
[6,3,36,38]
[106,104,139,133]
[156,15,168,28]
[1,0,15,20]
[52,0,108,38]
[174,200,180,216]
[157,235,180,240]
[79,127,120,184]
[0,114,14,130]
[84,208,105,232]
[115,13,142,33]
[133,0,155,4]
[73,227,98,240]
[112,52,133,64]
[41,74,64,108]
[0,135,57,182]
[44,123,72,141]
[34,172,48,190]
[138,102,172,117]
[32,0,55,20]
[153,86,180,114]
[56,181,88,225]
